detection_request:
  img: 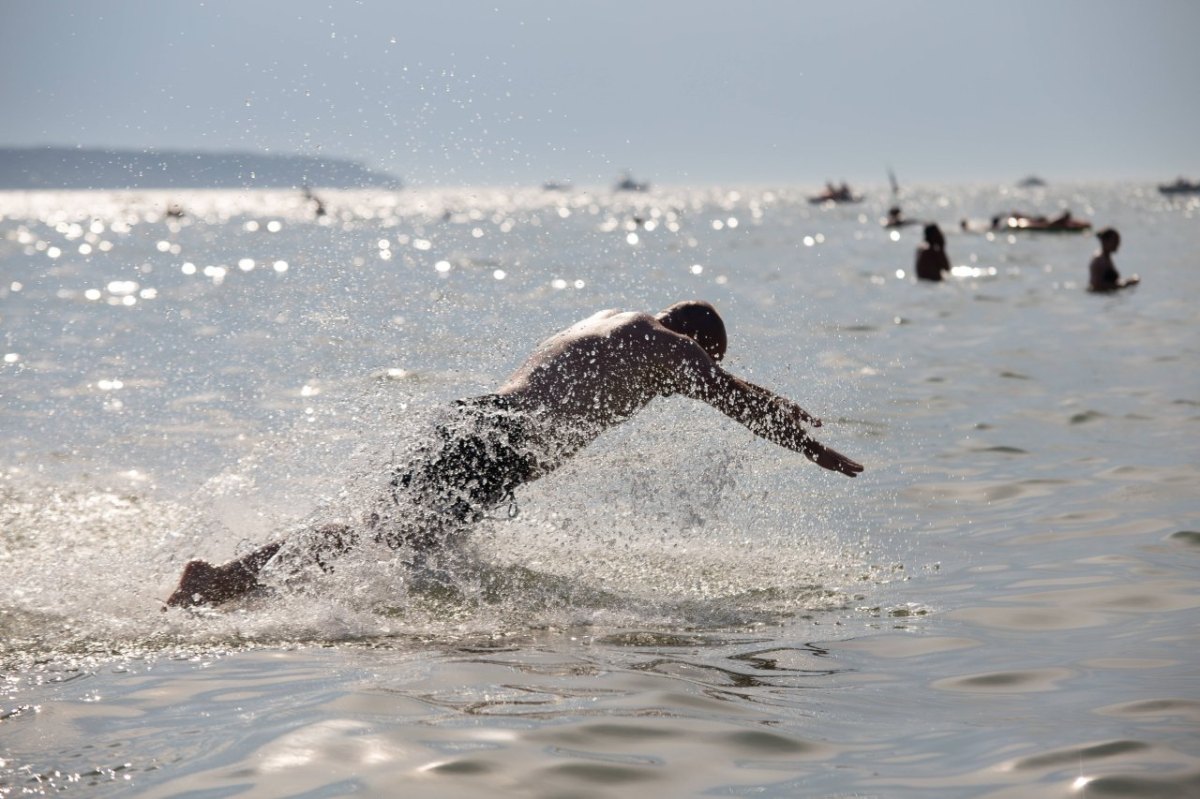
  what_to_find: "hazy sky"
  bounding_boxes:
[3,0,1197,186]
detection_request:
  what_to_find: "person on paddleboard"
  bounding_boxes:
[167,300,863,608]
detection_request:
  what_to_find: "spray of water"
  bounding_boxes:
[1,380,880,673]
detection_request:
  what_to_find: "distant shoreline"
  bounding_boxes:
[0,147,403,190]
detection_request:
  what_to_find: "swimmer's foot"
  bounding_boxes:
[165,559,261,609]
[165,542,284,609]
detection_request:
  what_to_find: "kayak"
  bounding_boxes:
[809,194,863,205]
[1001,218,1091,233]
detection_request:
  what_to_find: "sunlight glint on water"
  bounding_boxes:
[1,184,1197,797]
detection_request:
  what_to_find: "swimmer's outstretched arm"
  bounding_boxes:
[676,361,864,477]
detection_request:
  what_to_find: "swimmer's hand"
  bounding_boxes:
[801,438,864,477]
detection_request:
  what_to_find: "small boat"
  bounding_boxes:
[1158,178,1200,196]
[996,214,1091,233]
[542,180,572,191]
[882,206,918,228]
[614,172,649,192]
[808,187,862,204]
[809,180,862,204]
[1017,175,1047,188]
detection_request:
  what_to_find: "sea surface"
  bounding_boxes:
[1,183,1197,797]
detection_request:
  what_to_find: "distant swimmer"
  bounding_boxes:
[914,224,951,281]
[167,301,864,607]
[884,206,914,228]
[1088,228,1139,292]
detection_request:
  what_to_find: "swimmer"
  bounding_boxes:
[914,224,951,281]
[884,206,908,228]
[1088,228,1139,292]
[166,301,864,607]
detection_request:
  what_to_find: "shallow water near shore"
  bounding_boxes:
[2,183,1197,797]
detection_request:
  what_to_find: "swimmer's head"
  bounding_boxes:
[1097,227,1120,250]
[923,223,945,247]
[657,300,728,362]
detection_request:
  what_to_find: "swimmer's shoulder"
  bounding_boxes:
[592,308,654,326]
[573,309,660,338]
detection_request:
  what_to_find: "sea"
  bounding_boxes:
[1,182,1197,798]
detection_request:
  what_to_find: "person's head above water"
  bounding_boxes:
[1096,227,1120,252]
[655,300,728,362]
[923,223,945,248]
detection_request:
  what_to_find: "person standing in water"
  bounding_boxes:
[915,224,951,281]
[1088,228,1139,292]
[167,300,864,608]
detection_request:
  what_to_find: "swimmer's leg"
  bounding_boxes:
[165,524,357,608]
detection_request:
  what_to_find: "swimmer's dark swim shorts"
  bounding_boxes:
[382,395,540,549]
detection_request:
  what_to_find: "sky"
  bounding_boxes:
[2,0,1197,187]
